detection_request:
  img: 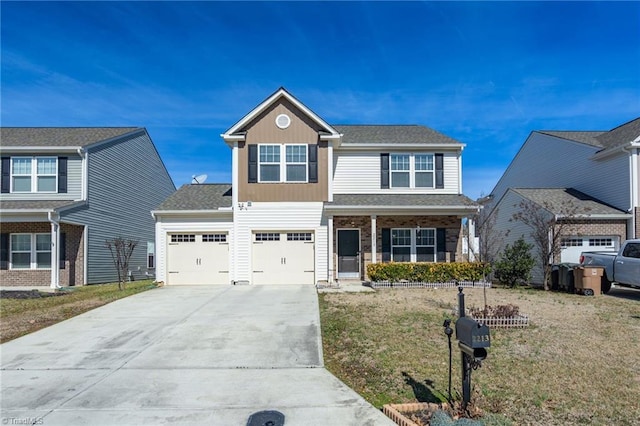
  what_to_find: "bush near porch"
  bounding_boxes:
[367,262,491,283]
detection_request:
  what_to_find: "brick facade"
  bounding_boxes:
[551,218,627,263]
[0,222,84,287]
[333,215,462,280]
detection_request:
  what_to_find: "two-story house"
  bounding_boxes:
[485,117,639,283]
[0,128,176,288]
[152,88,478,285]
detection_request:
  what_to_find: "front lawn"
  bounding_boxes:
[319,286,640,425]
[0,280,157,343]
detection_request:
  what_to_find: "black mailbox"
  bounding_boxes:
[455,317,490,361]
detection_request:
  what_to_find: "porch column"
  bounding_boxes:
[328,215,334,283]
[371,215,377,264]
[50,220,60,289]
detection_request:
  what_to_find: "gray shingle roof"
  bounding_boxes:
[511,188,628,216]
[155,184,232,210]
[326,193,477,208]
[536,131,605,147]
[0,200,79,210]
[0,127,142,148]
[332,125,462,146]
[595,117,640,149]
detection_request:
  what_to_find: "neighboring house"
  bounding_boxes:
[0,128,176,288]
[486,118,639,283]
[152,88,478,286]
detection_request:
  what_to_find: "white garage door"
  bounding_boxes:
[167,233,229,285]
[252,232,315,285]
[560,236,618,263]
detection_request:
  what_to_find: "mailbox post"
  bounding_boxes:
[455,287,490,410]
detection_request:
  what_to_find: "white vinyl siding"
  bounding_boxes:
[333,150,459,194]
[234,202,326,284]
[1,154,82,201]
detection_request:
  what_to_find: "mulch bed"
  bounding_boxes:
[1,290,68,299]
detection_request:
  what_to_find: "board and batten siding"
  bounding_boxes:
[489,133,631,214]
[62,131,175,284]
[332,150,460,194]
[234,202,327,283]
[155,216,233,284]
[0,154,83,201]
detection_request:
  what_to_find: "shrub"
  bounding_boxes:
[494,237,535,288]
[366,262,491,283]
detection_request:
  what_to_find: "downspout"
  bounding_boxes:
[77,148,87,200]
[48,211,61,289]
[628,147,638,239]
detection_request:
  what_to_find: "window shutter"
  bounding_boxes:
[59,233,66,270]
[382,228,391,262]
[0,233,8,270]
[58,157,68,193]
[435,153,444,189]
[308,144,318,183]
[248,145,258,183]
[436,228,447,262]
[380,153,389,189]
[1,157,10,193]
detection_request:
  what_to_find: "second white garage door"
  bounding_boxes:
[252,232,315,285]
[560,236,618,263]
[167,233,229,285]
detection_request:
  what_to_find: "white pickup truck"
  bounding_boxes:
[580,239,640,293]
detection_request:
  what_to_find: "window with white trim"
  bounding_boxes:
[390,153,434,189]
[147,242,155,269]
[285,145,307,182]
[10,233,51,269]
[259,145,280,182]
[392,228,436,263]
[287,232,312,241]
[11,157,57,193]
[258,144,308,183]
[171,234,195,243]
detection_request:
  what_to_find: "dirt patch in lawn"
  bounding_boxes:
[319,286,640,425]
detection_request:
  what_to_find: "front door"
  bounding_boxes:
[337,229,360,279]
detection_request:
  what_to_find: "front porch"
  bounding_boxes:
[0,222,84,287]
[327,215,466,282]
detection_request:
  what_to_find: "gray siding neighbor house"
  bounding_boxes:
[485,118,639,284]
[0,127,175,288]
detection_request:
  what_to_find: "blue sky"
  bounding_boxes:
[2,1,639,199]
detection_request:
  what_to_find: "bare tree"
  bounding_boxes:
[105,237,138,290]
[511,199,585,290]
[474,207,506,265]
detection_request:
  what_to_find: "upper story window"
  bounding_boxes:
[390,153,434,189]
[258,144,307,183]
[10,157,57,193]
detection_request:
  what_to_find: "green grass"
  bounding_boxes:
[319,287,640,425]
[1,280,157,343]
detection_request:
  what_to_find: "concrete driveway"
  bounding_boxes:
[1,285,394,425]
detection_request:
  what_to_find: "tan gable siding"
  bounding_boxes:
[237,99,328,202]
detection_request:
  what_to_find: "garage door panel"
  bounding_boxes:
[167,233,229,285]
[560,236,618,264]
[252,232,315,285]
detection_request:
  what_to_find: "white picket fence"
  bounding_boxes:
[370,281,491,289]
[470,315,530,328]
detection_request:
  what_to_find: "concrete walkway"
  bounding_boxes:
[0,285,394,425]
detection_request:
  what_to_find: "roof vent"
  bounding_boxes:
[275,114,291,129]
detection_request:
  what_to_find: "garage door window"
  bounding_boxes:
[561,238,582,247]
[589,238,613,247]
[203,234,227,242]
[287,232,312,241]
[255,233,280,241]
[171,234,195,243]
